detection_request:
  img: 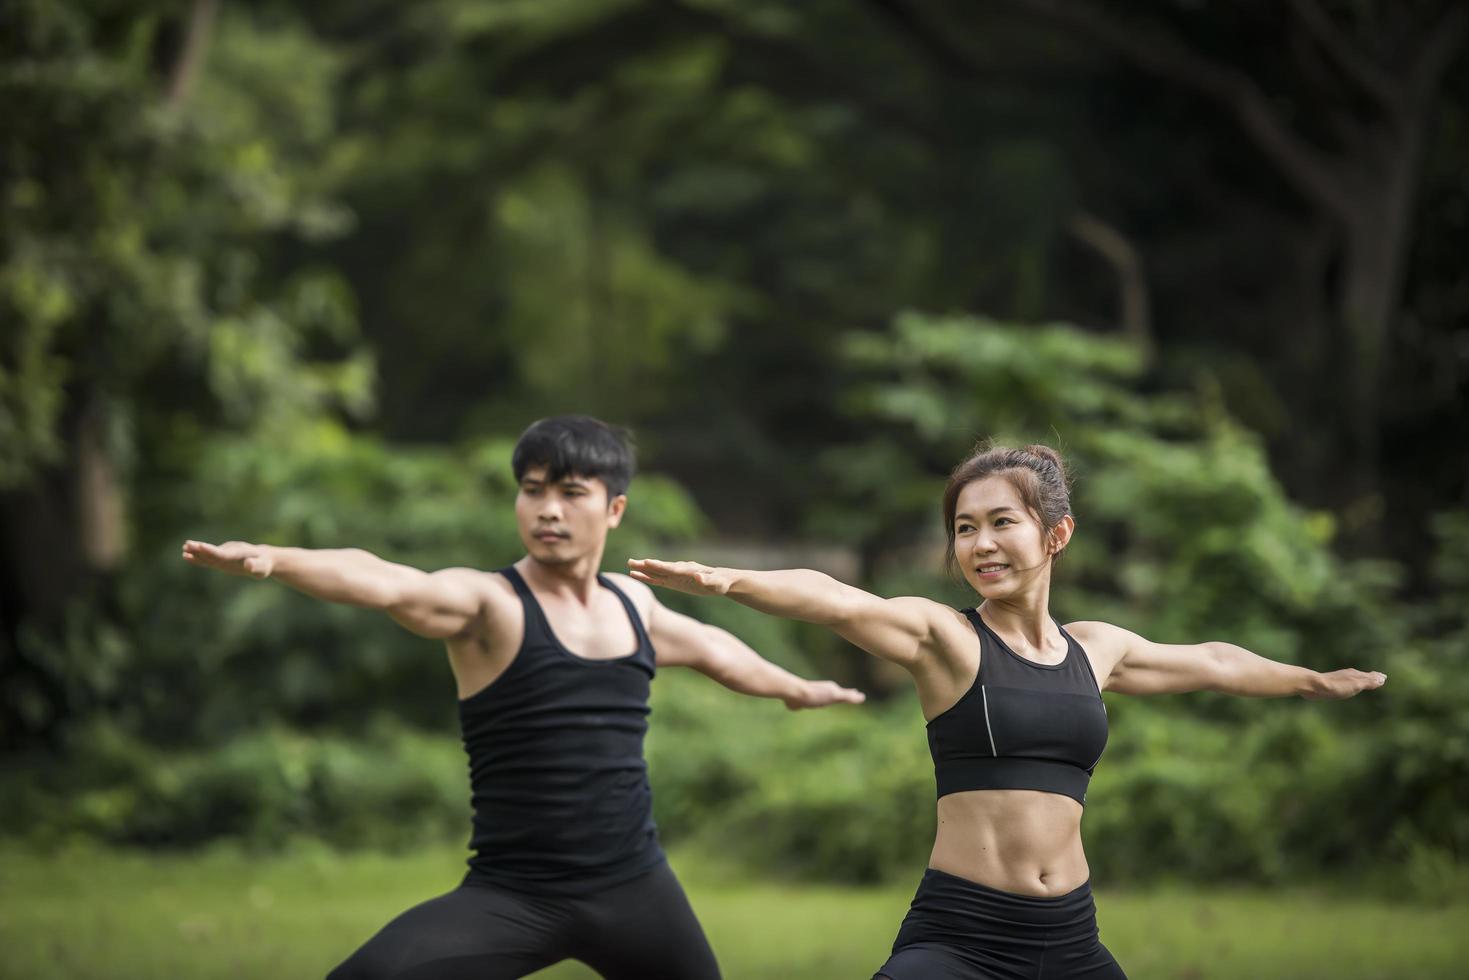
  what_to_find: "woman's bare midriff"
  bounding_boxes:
[927,789,1089,897]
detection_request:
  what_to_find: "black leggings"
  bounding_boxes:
[326,860,721,980]
[874,867,1126,980]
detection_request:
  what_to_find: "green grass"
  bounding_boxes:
[0,842,1463,979]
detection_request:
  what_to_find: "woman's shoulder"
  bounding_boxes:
[1061,619,1132,676]
[1063,619,1133,653]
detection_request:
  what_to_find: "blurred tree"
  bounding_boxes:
[822,312,1361,668]
[983,0,1467,542]
[287,0,1469,562]
[0,1,369,745]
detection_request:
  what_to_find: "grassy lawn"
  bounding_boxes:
[0,842,1463,979]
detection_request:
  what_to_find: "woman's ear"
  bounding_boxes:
[1048,514,1076,556]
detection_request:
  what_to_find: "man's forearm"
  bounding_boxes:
[701,629,809,704]
[265,547,418,609]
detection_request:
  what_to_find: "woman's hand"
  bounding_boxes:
[182,540,275,579]
[627,558,735,597]
[1303,668,1387,700]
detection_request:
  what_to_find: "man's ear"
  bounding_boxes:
[607,493,628,528]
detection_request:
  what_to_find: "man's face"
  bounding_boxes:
[515,466,626,564]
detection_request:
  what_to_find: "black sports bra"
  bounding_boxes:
[926,609,1108,806]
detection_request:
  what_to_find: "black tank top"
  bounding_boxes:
[926,609,1108,805]
[458,567,664,894]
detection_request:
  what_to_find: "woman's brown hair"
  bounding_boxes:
[941,443,1072,578]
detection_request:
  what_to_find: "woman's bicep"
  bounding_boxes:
[831,594,951,667]
[1101,627,1223,695]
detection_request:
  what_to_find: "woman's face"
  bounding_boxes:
[952,475,1069,599]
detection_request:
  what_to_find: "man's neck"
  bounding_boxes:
[515,551,607,604]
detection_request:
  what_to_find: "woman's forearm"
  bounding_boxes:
[1207,642,1322,697]
[722,568,862,625]
[628,557,937,669]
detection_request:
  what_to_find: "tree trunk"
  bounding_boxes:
[3,2,222,745]
[1068,210,1153,363]
[165,0,220,109]
[77,396,127,571]
[1333,115,1427,535]
[0,397,105,746]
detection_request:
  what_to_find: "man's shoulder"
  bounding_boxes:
[602,570,649,594]
[425,567,523,624]
[434,565,517,590]
[439,568,523,658]
[602,571,658,621]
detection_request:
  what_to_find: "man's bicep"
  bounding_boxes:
[602,572,705,666]
[645,598,723,669]
[390,568,500,639]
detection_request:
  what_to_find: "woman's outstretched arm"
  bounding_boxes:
[602,573,864,708]
[1068,621,1386,699]
[626,558,960,668]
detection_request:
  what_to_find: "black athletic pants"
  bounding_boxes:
[326,860,721,980]
[874,867,1126,980]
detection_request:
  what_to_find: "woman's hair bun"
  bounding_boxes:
[1024,444,1066,478]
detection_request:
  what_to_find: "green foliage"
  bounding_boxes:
[3,719,466,849]
[814,312,1469,886]
[0,2,366,487]
[9,310,1465,895]
[647,671,933,883]
[3,2,1465,899]
[94,422,705,743]
[826,314,1373,665]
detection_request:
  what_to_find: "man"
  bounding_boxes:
[182,415,863,980]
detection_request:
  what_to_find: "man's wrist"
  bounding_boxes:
[779,677,808,707]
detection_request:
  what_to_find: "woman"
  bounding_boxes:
[628,443,1385,979]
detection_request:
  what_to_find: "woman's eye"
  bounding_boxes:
[995,518,1013,527]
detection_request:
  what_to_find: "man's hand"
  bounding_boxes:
[627,558,735,597]
[182,540,275,579]
[783,679,867,711]
[1303,668,1387,700]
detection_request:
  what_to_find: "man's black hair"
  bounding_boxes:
[511,415,636,500]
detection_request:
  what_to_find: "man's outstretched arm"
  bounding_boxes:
[181,540,488,639]
[604,573,864,710]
